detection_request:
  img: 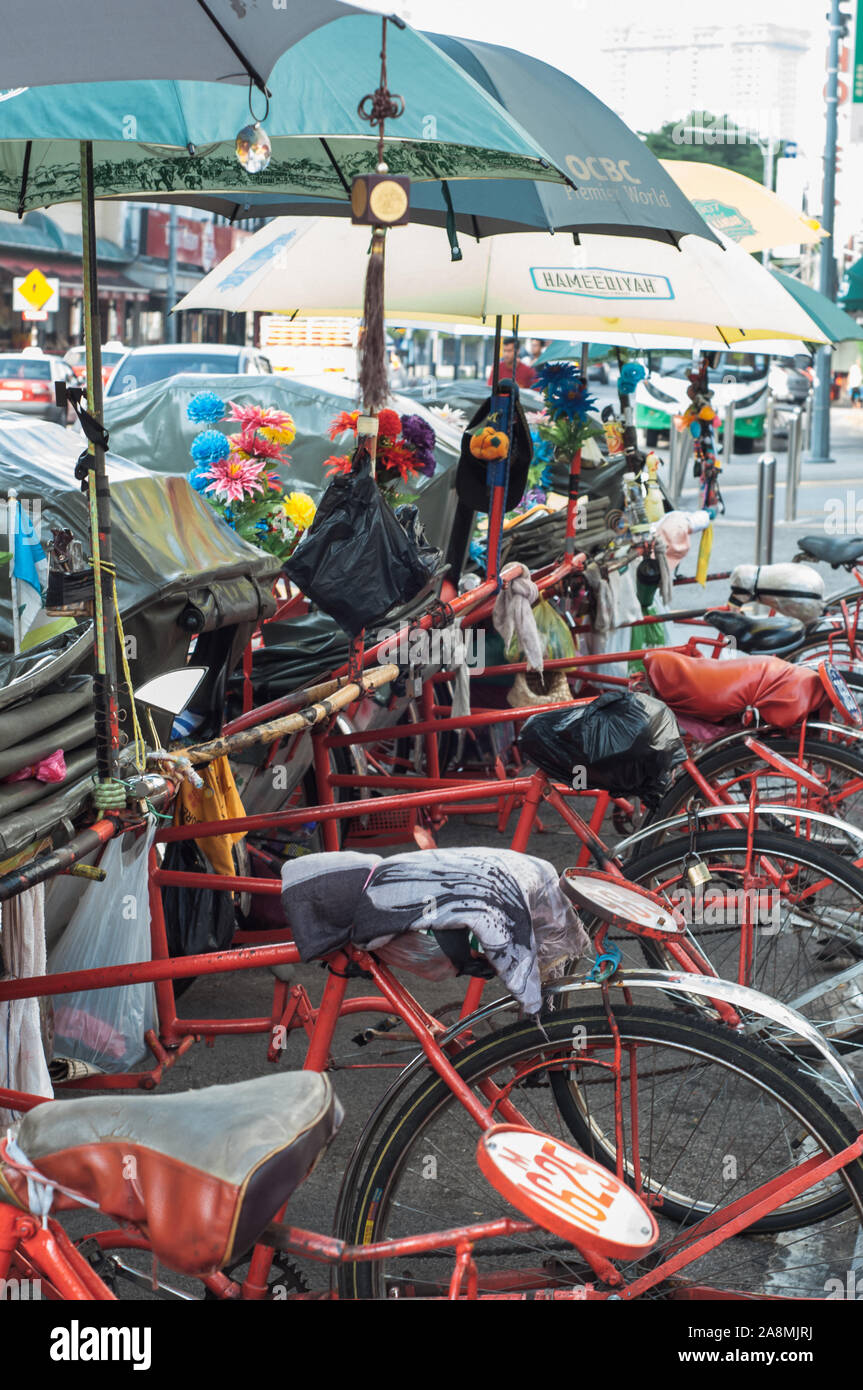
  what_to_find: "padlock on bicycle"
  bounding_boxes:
[684,852,711,889]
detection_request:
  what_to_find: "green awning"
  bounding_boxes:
[772,269,863,343]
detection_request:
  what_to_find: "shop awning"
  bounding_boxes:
[0,253,148,300]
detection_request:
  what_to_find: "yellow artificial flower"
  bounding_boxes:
[260,420,296,447]
[282,491,316,530]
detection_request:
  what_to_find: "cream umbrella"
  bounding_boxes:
[177,216,826,346]
[659,161,825,254]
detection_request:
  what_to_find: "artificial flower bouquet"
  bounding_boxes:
[185,391,316,563]
[323,406,437,500]
[533,362,604,461]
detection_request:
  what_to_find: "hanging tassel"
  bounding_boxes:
[359,227,389,413]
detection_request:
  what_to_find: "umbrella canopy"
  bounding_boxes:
[176,216,826,346]
[770,270,863,345]
[660,161,824,254]
[0,21,564,214]
[840,257,863,314]
[112,33,718,245]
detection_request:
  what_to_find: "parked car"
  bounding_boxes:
[65,340,127,388]
[635,353,770,453]
[105,343,273,397]
[0,352,77,425]
[768,354,813,405]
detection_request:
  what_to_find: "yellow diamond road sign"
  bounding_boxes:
[16,268,56,311]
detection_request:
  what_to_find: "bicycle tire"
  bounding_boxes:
[618,829,863,1047]
[337,1004,863,1300]
[645,734,863,844]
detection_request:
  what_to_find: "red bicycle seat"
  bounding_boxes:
[3,1072,341,1277]
[644,649,824,729]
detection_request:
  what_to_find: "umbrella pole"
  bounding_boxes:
[485,315,509,586]
[80,140,121,789]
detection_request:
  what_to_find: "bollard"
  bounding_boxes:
[764,393,776,455]
[783,413,800,522]
[755,454,776,565]
[723,402,735,467]
[802,392,813,452]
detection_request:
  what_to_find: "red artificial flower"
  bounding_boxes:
[324,454,352,476]
[379,440,420,483]
[328,410,360,440]
[376,408,402,443]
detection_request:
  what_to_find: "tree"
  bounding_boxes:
[644,112,779,184]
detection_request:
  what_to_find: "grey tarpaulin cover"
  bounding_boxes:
[0,411,280,656]
[280,847,589,1015]
[103,375,461,553]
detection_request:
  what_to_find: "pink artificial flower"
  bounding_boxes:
[231,429,284,462]
[202,456,269,502]
[227,402,296,438]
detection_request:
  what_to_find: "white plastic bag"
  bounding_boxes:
[48,825,157,1073]
[374,931,458,981]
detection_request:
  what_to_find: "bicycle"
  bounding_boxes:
[6,880,863,1301]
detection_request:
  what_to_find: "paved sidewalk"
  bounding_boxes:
[668,405,863,612]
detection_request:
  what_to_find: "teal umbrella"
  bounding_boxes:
[0,24,561,215]
[3,14,568,789]
[772,270,863,344]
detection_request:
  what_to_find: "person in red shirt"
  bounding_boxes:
[488,337,538,389]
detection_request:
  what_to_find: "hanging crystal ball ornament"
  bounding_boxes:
[235,121,271,173]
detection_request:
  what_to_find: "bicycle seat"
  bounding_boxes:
[4,1072,342,1277]
[796,535,863,568]
[705,609,806,656]
[644,649,824,729]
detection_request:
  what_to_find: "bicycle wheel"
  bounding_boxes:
[646,734,863,850]
[337,1004,863,1299]
[619,830,863,1047]
[791,628,863,681]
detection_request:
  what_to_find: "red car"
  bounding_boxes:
[0,353,77,426]
[64,342,126,388]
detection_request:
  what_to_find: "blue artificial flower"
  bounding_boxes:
[190,429,231,466]
[534,361,596,422]
[188,466,211,493]
[187,391,226,425]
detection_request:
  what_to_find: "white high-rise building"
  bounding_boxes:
[596,22,810,146]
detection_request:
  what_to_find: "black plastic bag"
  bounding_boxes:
[517,690,686,807]
[161,838,236,995]
[285,444,437,636]
[394,503,443,577]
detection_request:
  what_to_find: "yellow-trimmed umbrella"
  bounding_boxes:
[660,161,825,255]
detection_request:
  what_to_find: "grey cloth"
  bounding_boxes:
[281,847,588,1015]
[493,565,544,673]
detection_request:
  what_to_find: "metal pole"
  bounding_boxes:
[81,141,121,784]
[811,0,842,463]
[784,412,800,522]
[755,454,777,565]
[723,401,735,468]
[166,206,178,345]
[802,391,813,451]
[764,391,776,454]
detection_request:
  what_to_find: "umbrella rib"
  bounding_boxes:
[194,0,271,95]
[319,138,352,197]
[16,141,31,220]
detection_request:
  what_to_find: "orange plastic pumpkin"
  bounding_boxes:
[469,426,509,460]
[698,405,716,422]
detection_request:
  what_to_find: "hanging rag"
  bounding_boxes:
[173,754,246,877]
[652,532,674,608]
[582,561,615,635]
[0,884,53,1126]
[492,564,543,673]
[446,619,472,720]
[281,847,589,1016]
